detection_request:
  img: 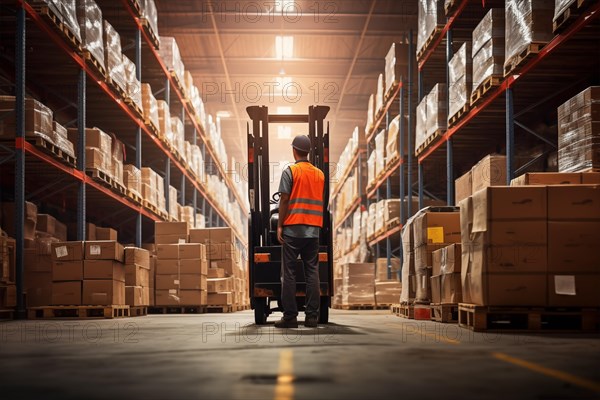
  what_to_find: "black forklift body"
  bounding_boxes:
[246,105,333,324]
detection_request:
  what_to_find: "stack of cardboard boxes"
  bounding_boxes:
[374,258,401,306]
[141,167,167,214]
[82,241,125,306]
[0,233,16,309]
[448,42,472,121]
[340,263,375,306]
[125,247,151,307]
[471,9,504,98]
[142,83,160,132]
[431,244,462,305]
[76,0,105,71]
[103,20,127,95]
[455,154,507,204]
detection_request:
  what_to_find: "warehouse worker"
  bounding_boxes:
[275,134,325,329]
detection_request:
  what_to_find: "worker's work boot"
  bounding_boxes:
[304,316,318,328]
[274,317,298,329]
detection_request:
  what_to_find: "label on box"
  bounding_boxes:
[427,227,444,243]
[178,239,186,244]
[90,245,101,255]
[174,280,180,285]
[55,246,68,258]
[555,275,576,296]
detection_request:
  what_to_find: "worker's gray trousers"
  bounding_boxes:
[281,235,320,320]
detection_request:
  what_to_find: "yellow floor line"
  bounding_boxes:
[274,350,294,400]
[492,352,600,393]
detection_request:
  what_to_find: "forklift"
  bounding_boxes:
[246,105,333,325]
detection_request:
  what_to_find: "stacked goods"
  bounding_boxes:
[426,84,447,138]
[1,201,38,244]
[416,0,445,56]
[179,206,195,227]
[448,42,472,121]
[557,87,600,172]
[52,120,76,159]
[414,94,428,153]
[102,20,126,94]
[336,127,363,182]
[385,115,407,165]
[455,154,507,203]
[75,0,104,69]
[157,100,171,142]
[511,172,600,185]
[171,117,185,158]
[431,244,462,304]
[472,9,505,96]
[140,167,167,214]
[96,226,116,240]
[184,71,194,100]
[142,83,160,131]
[373,200,386,236]
[33,0,81,43]
[49,242,81,305]
[141,0,160,46]
[82,127,112,177]
[124,247,151,307]
[367,152,376,188]
[375,257,401,281]
[553,0,576,25]
[0,232,16,309]
[375,257,401,306]
[168,186,179,221]
[351,209,362,247]
[155,222,209,306]
[460,186,548,306]
[366,94,375,136]
[374,130,386,178]
[0,97,54,143]
[159,37,185,86]
[384,42,409,97]
[375,74,385,116]
[122,55,142,112]
[504,0,554,74]
[111,137,124,188]
[82,241,125,305]
[341,263,375,306]
[124,164,142,198]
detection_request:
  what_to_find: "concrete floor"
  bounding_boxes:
[0,309,599,400]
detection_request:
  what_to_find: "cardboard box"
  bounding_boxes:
[96,227,117,241]
[548,221,600,272]
[155,274,180,290]
[189,228,210,244]
[179,259,207,275]
[179,243,205,260]
[547,185,600,220]
[210,258,239,276]
[207,292,232,305]
[208,277,234,293]
[179,289,207,305]
[462,272,547,306]
[52,260,83,281]
[511,172,581,186]
[36,214,57,236]
[441,243,462,275]
[124,247,150,267]
[155,234,188,244]
[24,249,52,273]
[472,155,506,193]
[85,241,124,262]
[581,173,600,184]
[155,289,180,305]
[413,212,461,247]
[206,242,235,261]
[82,279,125,305]
[472,186,547,226]
[547,274,600,307]
[83,260,125,281]
[155,221,189,236]
[52,281,81,305]
[375,258,401,281]
[208,268,225,278]
[126,286,150,306]
[125,263,150,286]
[51,242,84,261]
[485,220,547,246]
[86,223,97,241]
[430,275,442,304]
[415,244,448,270]
[180,274,207,290]
[156,259,178,275]
[455,170,472,204]
[156,244,179,260]
[25,271,52,307]
[441,273,462,303]
[209,227,235,243]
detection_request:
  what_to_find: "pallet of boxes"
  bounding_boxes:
[338,262,376,310]
[374,258,401,310]
[397,206,461,320]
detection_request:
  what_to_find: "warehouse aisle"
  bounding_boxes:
[1,310,599,399]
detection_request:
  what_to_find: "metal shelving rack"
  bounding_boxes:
[2,0,249,316]
[415,0,600,206]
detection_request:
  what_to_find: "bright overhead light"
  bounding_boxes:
[216,110,231,118]
[277,106,292,114]
[275,36,294,60]
[275,0,294,12]
[277,126,292,139]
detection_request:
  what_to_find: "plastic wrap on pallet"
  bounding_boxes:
[102,20,127,94]
[385,42,409,95]
[184,71,194,99]
[366,94,375,136]
[472,38,505,93]
[142,0,160,46]
[504,0,554,70]
[553,0,576,21]
[53,120,67,139]
[76,0,104,69]
[414,95,428,152]
[58,0,81,43]
[386,115,401,164]
[158,37,185,87]
[124,164,141,196]
[122,55,142,111]
[418,0,445,55]
[375,200,385,234]
[473,9,505,56]
[0,96,54,142]
[168,186,178,220]
[426,83,447,137]
[448,42,472,119]
[179,205,194,226]
[367,151,376,186]
[157,100,171,142]
[54,135,76,159]
[352,210,361,246]
[375,73,385,116]
[111,136,124,186]
[366,203,376,240]
[141,83,159,131]
[374,130,385,177]
[170,117,185,157]
[416,0,428,54]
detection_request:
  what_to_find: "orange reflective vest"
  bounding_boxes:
[283,161,325,227]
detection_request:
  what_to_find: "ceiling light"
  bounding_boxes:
[275,36,294,60]
[275,0,294,12]
[277,126,292,139]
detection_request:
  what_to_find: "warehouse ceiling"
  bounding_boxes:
[156,0,418,170]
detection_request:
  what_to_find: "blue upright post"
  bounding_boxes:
[192,127,197,228]
[164,79,171,217]
[407,30,414,219]
[135,29,142,247]
[77,69,86,241]
[399,82,405,225]
[15,5,26,318]
[446,27,454,206]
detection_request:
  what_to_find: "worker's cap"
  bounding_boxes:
[291,135,311,153]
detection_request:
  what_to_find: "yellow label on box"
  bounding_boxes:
[427,227,444,243]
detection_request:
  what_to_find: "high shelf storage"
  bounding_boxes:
[415,0,600,206]
[0,0,248,315]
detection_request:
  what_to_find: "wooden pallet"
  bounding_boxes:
[391,304,401,315]
[170,71,187,97]
[28,305,130,319]
[82,51,107,81]
[397,304,414,319]
[142,199,160,216]
[396,304,432,320]
[386,217,401,231]
[470,75,503,106]
[385,153,400,169]
[30,3,82,52]
[206,305,235,313]
[106,77,128,101]
[31,136,76,167]
[504,42,547,77]
[87,168,114,189]
[553,0,592,33]
[384,81,400,103]
[125,97,144,118]
[145,119,160,137]
[431,303,458,323]
[458,303,600,332]
[129,306,148,317]
[0,309,14,321]
[140,18,160,50]
[127,189,143,205]
[416,26,443,61]
[339,304,386,310]
[448,104,470,127]
[149,305,206,314]
[415,129,444,156]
